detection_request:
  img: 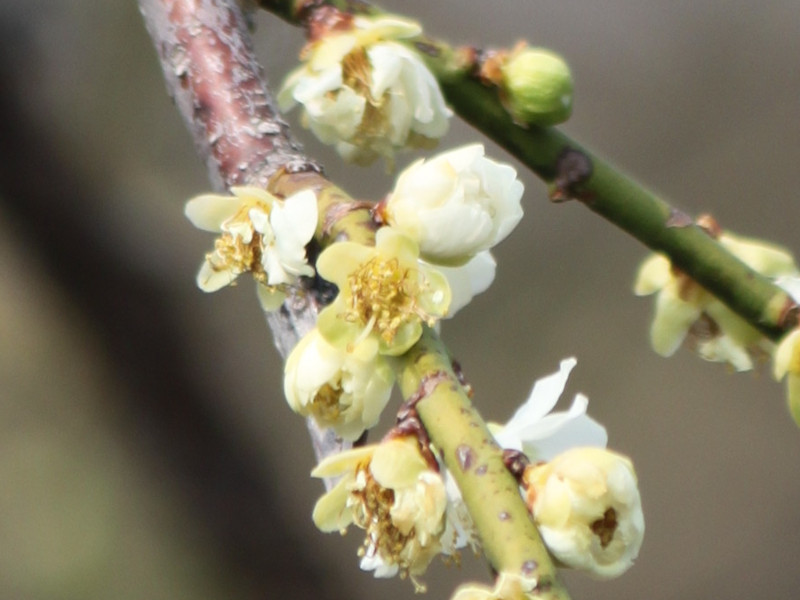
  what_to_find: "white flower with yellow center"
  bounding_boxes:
[381,144,524,266]
[490,358,607,461]
[634,228,797,370]
[316,227,451,356]
[283,327,394,441]
[450,571,538,600]
[185,186,317,311]
[311,436,464,588]
[278,15,450,168]
[522,447,644,579]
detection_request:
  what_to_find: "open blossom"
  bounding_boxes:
[311,436,471,588]
[634,226,798,370]
[185,186,317,311]
[278,14,450,168]
[283,327,394,441]
[522,447,645,579]
[316,227,451,356]
[450,572,538,600]
[490,358,607,462]
[380,144,524,266]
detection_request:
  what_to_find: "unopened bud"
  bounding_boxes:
[501,48,573,126]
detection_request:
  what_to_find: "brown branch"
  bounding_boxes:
[138,0,347,478]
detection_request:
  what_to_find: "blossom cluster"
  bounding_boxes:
[184,19,646,593]
[282,144,526,582]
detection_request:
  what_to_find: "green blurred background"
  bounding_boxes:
[1,1,799,599]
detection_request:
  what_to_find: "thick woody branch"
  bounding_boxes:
[138,0,318,190]
[138,0,345,472]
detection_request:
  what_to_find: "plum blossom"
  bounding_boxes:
[634,225,798,370]
[490,358,607,462]
[381,144,524,266]
[283,327,394,441]
[522,447,644,579]
[185,186,317,311]
[311,435,474,590]
[316,227,450,356]
[278,14,450,168]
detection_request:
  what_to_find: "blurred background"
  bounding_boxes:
[1,1,800,599]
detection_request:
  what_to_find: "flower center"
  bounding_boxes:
[207,204,268,283]
[311,382,343,421]
[351,465,416,572]
[345,256,429,345]
[590,507,618,549]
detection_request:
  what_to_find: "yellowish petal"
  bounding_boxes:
[311,445,376,478]
[633,254,671,296]
[370,437,428,489]
[312,477,355,532]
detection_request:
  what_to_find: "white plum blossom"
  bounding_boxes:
[634,227,798,370]
[381,144,525,266]
[490,358,607,462]
[278,15,450,168]
[283,327,394,441]
[311,436,474,590]
[185,186,317,311]
[522,447,645,579]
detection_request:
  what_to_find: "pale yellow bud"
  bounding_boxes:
[523,447,644,579]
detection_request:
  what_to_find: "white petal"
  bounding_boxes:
[435,251,496,316]
[185,194,242,232]
[195,260,238,292]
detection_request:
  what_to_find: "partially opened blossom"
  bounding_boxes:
[185,186,317,311]
[522,447,644,579]
[634,227,798,370]
[283,327,394,441]
[450,571,538,600]
[311,435,472,588]
[278,14,450,168]
[490,358,607,462]
[316,227,451,356]
[381,144,524,266]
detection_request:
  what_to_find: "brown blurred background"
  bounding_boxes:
[1,1,800,599]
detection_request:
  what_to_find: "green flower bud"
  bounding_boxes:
[501,48,573,126]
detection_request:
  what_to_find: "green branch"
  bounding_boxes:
[397,328,570,600]
[259,0,798,341]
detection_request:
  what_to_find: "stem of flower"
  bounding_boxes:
[395,328,571,600]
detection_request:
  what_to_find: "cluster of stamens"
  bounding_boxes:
[345,256,428,344]
[207,206,267,283]
[311,382,343,421]
[350,464,416,575]
[590,507,618,549]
